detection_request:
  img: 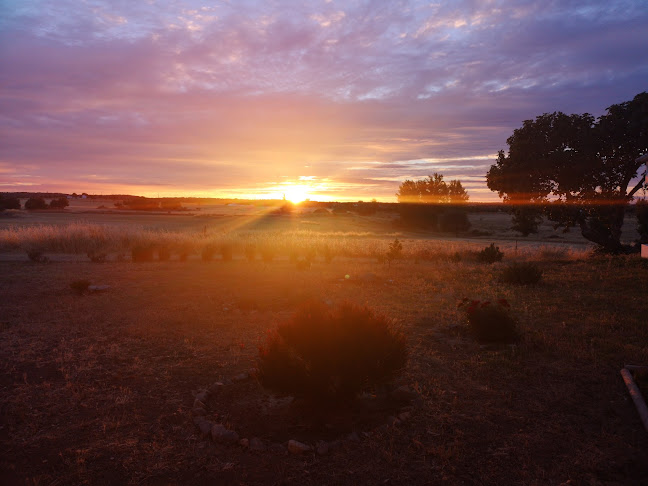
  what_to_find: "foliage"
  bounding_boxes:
[386,238,403,264]
[26,249,49,263]
[500,262,543,285]
[24,197,48,210]
[244,243,256,262]
[70,279,91,295]
[636,200,648,244]
[510,207,543,236]
[476,243,504,263]
[257,301,407,403]
[220,243,233,262]
[458,298,518,343]
[397,203,441,228]
[396,173,469,203]
[438,208,471,233]
[132,245,155,262]
[157,246,171,261]
[87,251,107,263]
[201,244,216,262]
[486,92,648,253]
[49,197,69,209]
[0,195,21,210]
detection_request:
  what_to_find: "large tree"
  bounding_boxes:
[487,92,648,253]
[396,173,469,203]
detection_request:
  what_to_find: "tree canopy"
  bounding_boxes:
[486,92,648,252]
[396,173,469,203]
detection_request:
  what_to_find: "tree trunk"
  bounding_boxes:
[578,204,626,253]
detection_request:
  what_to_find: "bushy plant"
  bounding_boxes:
[386,238,403,265]
[87,251,107,263]
[244,243,256,262]
[458,298,518,343]
[49,197,69,209]
[0,195,20,210]
[477,243,504,263]
[157,246,171,261]
[257,301,407,403]
[220,243,233,262]
[70,279,91,295]
[27,249,49,263]
[24,197,48,210]
[201,244,216,262]
[132,245,155,262]
[500,262,543,285]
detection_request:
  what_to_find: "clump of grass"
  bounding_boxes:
[70,279,91,295]
[26,249,49,263]
[87,251,107,263]
[458,298,518,343]
[386,238,403,265]
[220,243,233,262]
[132,245,155,262]
[257,301,407,403]
[477,243,504,264]
[500,262,543,285]
[201,244,216,262]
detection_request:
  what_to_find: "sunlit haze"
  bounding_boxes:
[1,0,647,201]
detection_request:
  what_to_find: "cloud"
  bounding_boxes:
[1,0,647,200]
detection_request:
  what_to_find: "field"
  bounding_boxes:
[1,204,647,485]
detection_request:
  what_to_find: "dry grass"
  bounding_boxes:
[1,250,647,485]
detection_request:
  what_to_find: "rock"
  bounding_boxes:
[211,424,240,445]
[287,440,312,454]
[239,438,249,448]
[193,417,212,437]
[398,411,411,422]
[316,441,329,456]
[249,437,266,452]
[232,372,249,382]
[390,385,417,402]
[191,407,207,417]
[193,399,206,409]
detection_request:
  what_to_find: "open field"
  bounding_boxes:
[1,209,647,485]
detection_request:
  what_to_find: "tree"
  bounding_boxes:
[0,195,21,211]
[396,173,469,203]
[24,197,48,210]
[486,92,648,253]
[49,197,69,209]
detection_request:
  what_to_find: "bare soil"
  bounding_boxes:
[1,248,647,484]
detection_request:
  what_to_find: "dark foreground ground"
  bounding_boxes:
[1,254,647,485]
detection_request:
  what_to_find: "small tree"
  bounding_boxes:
[397,173,469,203]
[24,197,48,210]
[49,197,69,209]
[0,195,21,210]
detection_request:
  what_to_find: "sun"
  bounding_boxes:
[283,185,310,204]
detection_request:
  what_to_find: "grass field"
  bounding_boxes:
[1,207,647,485]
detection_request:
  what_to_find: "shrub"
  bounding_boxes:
[24,197,48,210]
[500,262,542,285]
[458,298,518,343]
[260,246,275,263]
[132,245,155,262]
[244,243,256,263]
[157,246,171,261]
[201,244,216,262]
[70,279,91,295]
[386,239,403,265]
[0,195,20,210]
[87,251,107,263]
[257,301,407,403]
[477,243,504,263]
[220,243,233,262]
[27,249,49,263]
[49,197,69,209]
[438,208,471,233]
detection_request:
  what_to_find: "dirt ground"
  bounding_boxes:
[1,247,647,485]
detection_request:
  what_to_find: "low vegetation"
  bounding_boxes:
[499,262,543,285]
[476,242,504,263]
[257,301,407,403]
[458,298,519,343]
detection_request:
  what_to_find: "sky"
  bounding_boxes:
[1,0,647,202]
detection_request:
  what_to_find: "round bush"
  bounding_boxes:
[500,262,543,285]
[257,301,407,403]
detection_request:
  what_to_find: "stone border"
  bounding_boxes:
[191,370,419,455]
